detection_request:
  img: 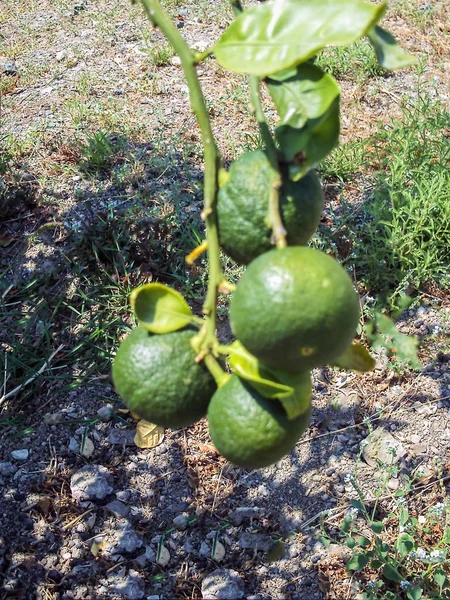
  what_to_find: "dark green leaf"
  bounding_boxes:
[265,540,286,563]
[263,365,312,419]
[228,341,295,400]
[347,552,369,571]
[395,533,414,558]
[214,0,387,77]
[266,63,339,179]
[350,499,366,512]
[347,538,356,549]
[332,342,376,372]
[370,521,384,534]
[130,283,193,333]
[370,559,383,570]
[399,506,409,527]
[382,563,403,583]
[367,25,416,70]
[434,568,447,592]
[406,585,423,600]
[356,536,371,548]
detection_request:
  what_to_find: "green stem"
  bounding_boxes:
[138,0,222,352]
[204,354,230,388]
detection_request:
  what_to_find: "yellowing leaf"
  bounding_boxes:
[134,420,165,449]
[332,342,376,372]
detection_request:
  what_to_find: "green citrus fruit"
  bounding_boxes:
[207,374,311,469]
[229,247,360,372]
[112,327,216,427]
[217,150,323,265]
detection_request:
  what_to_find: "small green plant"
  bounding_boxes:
[320,458,450,599]
[148,43,175,66]
[78,130,121,172]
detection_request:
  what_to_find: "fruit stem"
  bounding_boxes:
[248,76,287,249]
[203,354,231,388]
[228,2,286,248]
[138,0,223,353]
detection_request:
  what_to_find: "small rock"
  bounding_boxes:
[3,61,17,75]
[172,513,189,531]
[387,478,399,490]
[156,545,170,567]
[43,413,62,425]
[102,520,143,556]
[11,449,29,461]
[230,506,265,526]
[0,462,15,476]
[68,437,79,453]
[199,541,210,557]
[107,429,136,446]
[362,426,406,468]
[211,541,226,562]
[106,500,130,518]
[201,569,245,600]
[55,51,66,62]
[97,405,114,422]
[410,434,421,444]
[108,570,145,600]
[70,464,114,501]
[80,437,95,458]
[171,56,182,66]
[238,533,272,552]
[410,443,427,456]
[116,490,130,502]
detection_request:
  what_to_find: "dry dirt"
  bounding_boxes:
[1,0,450,599]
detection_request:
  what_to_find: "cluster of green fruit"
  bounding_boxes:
[112,150,362,469]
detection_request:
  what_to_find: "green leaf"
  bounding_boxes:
[370,521,384,534]
[347,552,369,571]
[382,563,403,583]
[265,540,286,563]
[214,0,387,77]
[228,341,295,399]
[406,585,423,600]
[356,536,371,548]
[350,499,366,512]
[228,342,312,419]
[367,25,416,70]
[399,506,409,527]
[332,342,376,372]
[434,568,447,592]
[346,538,356,549]
[264,365,312,419]
[130,283,193,334]
[370,559,383,570]
[266,63,340,179]
[395,533,414,558]
[365,312,420,369]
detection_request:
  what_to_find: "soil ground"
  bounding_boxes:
[1,1,449,599]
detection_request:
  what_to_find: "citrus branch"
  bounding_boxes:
[138,0,223,353]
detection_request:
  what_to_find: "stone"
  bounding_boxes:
[106,500,130,518]
[3,61,17,75]
[211,541,225,562]
[172,513,189,530]
[230,507,265,526]
[410,434,421,444]
[80,437,94,458]
[70,465,114,501]
[362,426,406,468]
[43,413,62,425]
[108,570,145,600]
[107,429,136,446]
[201,569,245,600]
[199,541,210,557]
[0,462,15,476]
[101,520,143,557]
[116,490,130,502]
[156,545,170,567]
[97,405,114,422]
[11,449,29,461]
[68,437,79,453]
[238,533,272,552]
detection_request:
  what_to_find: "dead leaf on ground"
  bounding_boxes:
[134,419,165,449]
